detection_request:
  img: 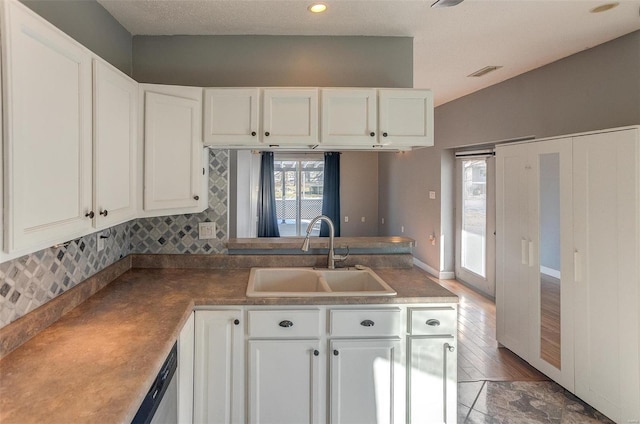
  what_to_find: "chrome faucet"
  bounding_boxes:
[300,215,348,269]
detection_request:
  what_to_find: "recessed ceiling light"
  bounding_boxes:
[468,66,503,78]
[589,2,619,13]
[308,3,327,13]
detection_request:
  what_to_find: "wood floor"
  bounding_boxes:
[540,274,561,369]
[426,275,549,382]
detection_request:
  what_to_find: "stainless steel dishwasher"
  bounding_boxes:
[132,343,178,424]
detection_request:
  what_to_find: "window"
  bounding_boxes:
[460,159,487,277]
[274,157,324,236]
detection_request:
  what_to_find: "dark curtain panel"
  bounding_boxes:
[257,152,280,237]
[321,152,340,237]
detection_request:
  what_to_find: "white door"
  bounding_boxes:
[407,336,457,424]
[204,88,260,145]
[321,89,378,146]
[2,0,93,252]
[194,310,244,424]
[248,339,321,424]
[377,89,433,147]
[262,88,319,145]
[495,144,532,360]
[143,89,203,212]
[329,338,402,424]
[178,312,195,424]
[93,59,137,228]
[527,138,574,389]
[573,128,640,424]
[455,155,496,297]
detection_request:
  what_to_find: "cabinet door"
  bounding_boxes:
[262,88,318,145]
[573,128,640,424]
[194,310,244,424]
[378,89,433,147]
[407,336,457,424]
[248,339,321,424]
[204,88,260,146]
[495,143,533,360]
[329,339,403,424]
[93,59,137,228]
[143,87,205,212]
[2,0,93,252]
[178,312,195,424]
[321,89,377,146]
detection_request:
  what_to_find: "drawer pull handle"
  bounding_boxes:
[278,320,294,328]
[426,319,441,327]
[333,350,339,356]
[233,319,240,325]
[313,350,319,356]
[360,319,375,327]
[444,343,455,353]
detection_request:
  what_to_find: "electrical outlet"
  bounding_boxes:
[361,217,365,223]
[429,234,437,246]
[401,225,405,233]
[429,191,436,200]
[97,233,105,252]
[381,218,385,225]
[199,222,217,239]
[344,216,349,223]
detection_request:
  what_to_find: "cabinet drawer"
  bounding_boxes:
[248,309,321,338]
[408,307,456,335]
[329,308,401,337]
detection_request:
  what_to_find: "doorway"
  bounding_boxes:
[455,153,496,297]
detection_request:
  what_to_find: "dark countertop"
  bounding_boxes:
[0,266,456,424]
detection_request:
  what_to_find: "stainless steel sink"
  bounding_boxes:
[246,267,396,297]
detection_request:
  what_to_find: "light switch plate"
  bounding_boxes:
[429,191,436,199]
[96,233,105,252]
[199,222,217,239]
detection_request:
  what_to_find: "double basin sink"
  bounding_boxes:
[246,266,397,297]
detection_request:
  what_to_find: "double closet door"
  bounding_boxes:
[496,127,640,424]
[496,137,574,388]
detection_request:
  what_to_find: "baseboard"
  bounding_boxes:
[540,266,561,279]
[413,257,454,280]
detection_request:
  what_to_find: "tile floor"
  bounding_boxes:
[457,380,614,423]
[425,274,615,423]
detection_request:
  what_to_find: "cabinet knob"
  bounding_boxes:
[251,131,257,136]
[278,320,294,328]
[426,319,441,327]
[382,132,388,137]
[85,211,95,219]
[193,195,200,201]
[265,131,270,137]
[444,343,455,353]
[370,132,375,137]
[99,210,108,217]
[234,319,240,325]
[313,350,319,356]
[360,319,375,327]
[333,349,339,356]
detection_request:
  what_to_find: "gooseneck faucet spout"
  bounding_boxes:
[300,215,348,269]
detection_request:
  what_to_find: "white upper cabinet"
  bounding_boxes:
[93,59,137,229]
[140,84,208,215]
[204,88,260,146]
[262,88,319,145]
[1,0,93,253]
[321,89,378,146]
[378,89,434,147]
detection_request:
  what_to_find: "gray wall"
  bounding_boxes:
[341,152,379,236]
[132,35,413,88]
[21,0,133,75]
[379,30,640,276]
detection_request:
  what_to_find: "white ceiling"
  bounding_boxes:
[97,0,640,105]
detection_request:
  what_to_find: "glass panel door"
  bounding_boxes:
[274,159,323,236]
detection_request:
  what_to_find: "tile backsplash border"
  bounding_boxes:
[0,149,230,329]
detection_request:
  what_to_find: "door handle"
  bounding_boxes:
[521,238,527,265]
[574,250,580,282]
[528,240,534,268]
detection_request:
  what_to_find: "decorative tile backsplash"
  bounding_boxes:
[0,149,230,329]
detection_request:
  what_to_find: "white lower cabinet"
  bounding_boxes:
[329,338,403,424]
[194,310,244,424]
[248,339,322,424]
[192,304,457,424]
[178,312,195,424]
